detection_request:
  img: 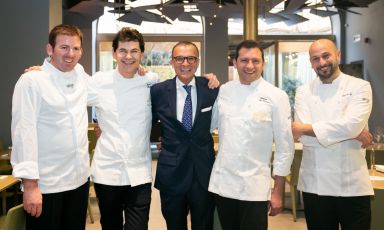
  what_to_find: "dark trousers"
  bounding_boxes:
[214,194,268,230]
[94,182,151,230]
[302,192,371,230]
[160,178,214,230]
[26,180,89,230]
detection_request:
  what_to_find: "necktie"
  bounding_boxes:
[182,85,192,132]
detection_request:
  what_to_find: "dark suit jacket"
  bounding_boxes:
[150,76,219,195]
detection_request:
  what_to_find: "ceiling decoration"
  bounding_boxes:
[65,0,378,25]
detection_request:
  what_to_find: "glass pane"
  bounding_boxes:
[98,6,203,34]
[228,1,332,35]
[143,41,201,81]
[278,41,317,116]
[263,44,275,85]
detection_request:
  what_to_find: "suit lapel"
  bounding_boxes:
[167,77,178,119]
[194,77,204,126]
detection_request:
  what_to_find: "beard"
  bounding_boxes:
[315,62,338,80]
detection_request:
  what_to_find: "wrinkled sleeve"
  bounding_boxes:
[294,85,311,124]
[87,73,99,107]
[272,92,294,176]
[11,75,41,180]
[294,85,318,145]
[210,99,218,132]
[147,71,160,85]
[312,82,372,147]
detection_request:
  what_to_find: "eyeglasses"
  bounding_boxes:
[173,56,198,64]
[116,48,141,58]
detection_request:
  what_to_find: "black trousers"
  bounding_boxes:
[214,194,268,230]
[94,182,151,230]
[302,192,371,230]
[160,178,214,230]
[26,180,89,230]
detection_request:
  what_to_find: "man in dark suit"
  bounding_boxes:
[151,41,219,230]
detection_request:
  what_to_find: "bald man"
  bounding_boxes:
[292,39,374,230]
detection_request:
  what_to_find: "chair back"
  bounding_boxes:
[2,204,26,230]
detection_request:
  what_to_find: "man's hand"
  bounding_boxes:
[292,122,315,140]
[291,122,304,140]
[203,73,220,89]
[137,65,148,76]
[269,176,285,216]
[156,137,162,151]
[355,129,373,148]
[94,123,101,139]
[22,179,43,217]
[24,66,42,73]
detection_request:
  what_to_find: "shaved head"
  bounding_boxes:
[309,39,341,83]
[309,39,338,56]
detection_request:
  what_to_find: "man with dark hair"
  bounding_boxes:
[89,30,219,230]
[292,38,373,230]
[22,27,219,229]
[11,24,90,229]
[87,26,157,230]
[208,40,294,230]
[151,41,219,230]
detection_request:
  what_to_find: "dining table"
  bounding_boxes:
[370,170,384,230]
[0,175,20,214]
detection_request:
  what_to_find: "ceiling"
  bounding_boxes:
[65,0,378,26]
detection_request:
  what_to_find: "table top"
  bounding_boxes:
[370,170,384,190]
[0,175,19,192]
[367,144,384,152]
[0,149,11,161]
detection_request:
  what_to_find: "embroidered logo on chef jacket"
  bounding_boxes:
[342,93,352,97]
[259,97,271,104]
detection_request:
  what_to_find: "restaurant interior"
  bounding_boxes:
[0,0,383,229]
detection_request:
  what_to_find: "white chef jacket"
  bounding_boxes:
[11,59,90,194]
[209,78,294,201]
[87,70,159,186]
[295,73,374,196]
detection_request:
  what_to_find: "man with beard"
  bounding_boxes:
[292,39,374,230]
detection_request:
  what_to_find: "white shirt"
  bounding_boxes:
[11,59,90,194]
[295,73,374,196]
[176,77,197,124]
[209,78,294,201]
[87,70,159,186]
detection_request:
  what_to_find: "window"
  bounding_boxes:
[278,41,317,115]
[98,40,201,81]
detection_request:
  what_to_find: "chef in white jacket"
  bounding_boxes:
[292,39,374,230]
[209,40,294,230]
[11,24,90,230]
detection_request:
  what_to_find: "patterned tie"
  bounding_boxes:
[182,85,193,132]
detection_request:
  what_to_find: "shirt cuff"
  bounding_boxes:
[12,161,39,180]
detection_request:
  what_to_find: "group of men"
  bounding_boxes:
[11,24,374,230]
